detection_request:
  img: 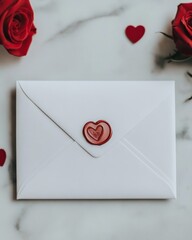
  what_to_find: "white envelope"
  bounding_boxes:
[16,81,176,199]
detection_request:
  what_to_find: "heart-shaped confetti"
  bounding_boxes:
[0,149,6,167]
[83,120,112,145]
[125,25,145,43]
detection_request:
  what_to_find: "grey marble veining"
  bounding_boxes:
[47,5,126,42]
[0,0,192,239]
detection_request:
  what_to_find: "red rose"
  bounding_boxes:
[0,0,36,57]
[172,3,192,56]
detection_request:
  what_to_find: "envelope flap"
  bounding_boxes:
[18,81,174,158]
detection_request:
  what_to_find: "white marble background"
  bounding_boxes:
[0,0,192,239]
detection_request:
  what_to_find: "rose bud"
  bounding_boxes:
[172,3,192,56]
[0,0,36,57]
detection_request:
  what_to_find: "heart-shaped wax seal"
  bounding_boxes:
[83,120,112,145]
[125,25,145,43]
[0,149,6,167]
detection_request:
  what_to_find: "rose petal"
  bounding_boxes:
[173,26,192,47]
[9,12,29,42]
[172,4,187,26]
[175,38,192,56]
[8,24,36,57]
[180,15,192,38]
[0,10,22,49]
[6,0,33,18]
[178,3,192,11]
[0,0,17,16]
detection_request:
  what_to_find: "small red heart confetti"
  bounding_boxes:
[125,25,145,44]
[83,120,112,145]
[0,149,6,167]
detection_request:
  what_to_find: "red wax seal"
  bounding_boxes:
[83,120,112,145]
[0,149,6,167]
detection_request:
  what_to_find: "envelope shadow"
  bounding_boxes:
[8,89,17,200]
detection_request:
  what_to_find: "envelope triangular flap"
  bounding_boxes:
[18,81,173,158]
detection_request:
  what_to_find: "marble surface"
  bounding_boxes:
[0,0,192,239]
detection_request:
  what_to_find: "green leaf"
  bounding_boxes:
[170,57,192,63]
[159,32,173,40]
[187,71,192,77]
[164,51,192,63]
[185,96,192,102]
